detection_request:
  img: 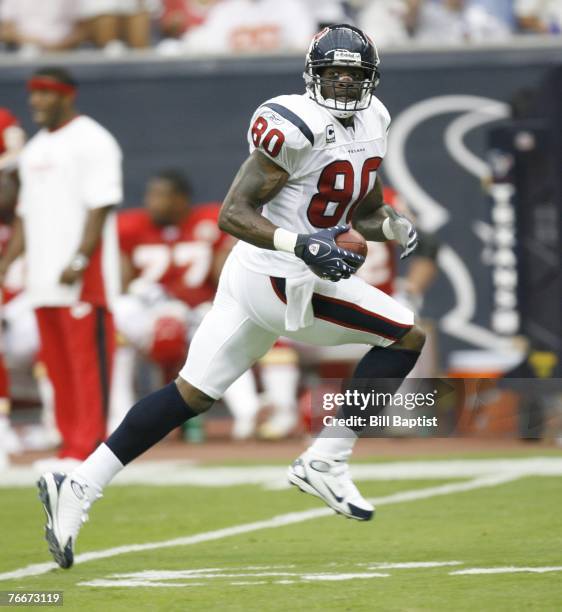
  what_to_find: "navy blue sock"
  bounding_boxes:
[354,346,420,380]
[106,382,199,465]
[342,347,421,431]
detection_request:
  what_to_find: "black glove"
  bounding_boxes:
[294,225,365,282]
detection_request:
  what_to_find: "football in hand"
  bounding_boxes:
[335,228,368,264]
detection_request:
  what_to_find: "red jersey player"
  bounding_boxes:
[118,173,230,308]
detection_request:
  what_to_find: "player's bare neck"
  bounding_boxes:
[337,116,354,129]
[49,110,78,132]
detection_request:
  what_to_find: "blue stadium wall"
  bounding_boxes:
[1,45,561,363]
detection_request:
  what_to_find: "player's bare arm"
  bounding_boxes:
[0,215,24,286]
[120,251,136,291]
[352,175,388,241]
[60,204,116,284]
[353,176,419,259]
[219,150,289,249]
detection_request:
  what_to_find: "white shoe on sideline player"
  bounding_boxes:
[37,472,100,568]
[231,415,256,441]
[258,410,298,440]
[288,451,374,521]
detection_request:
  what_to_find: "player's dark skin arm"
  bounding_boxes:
[120,251,137,291]
[351,175,391,242]
[0,216,24,286]
[218,150,289,248]
[60,204,116,284]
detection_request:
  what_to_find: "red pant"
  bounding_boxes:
[35,305,115,459]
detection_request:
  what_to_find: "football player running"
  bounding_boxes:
[37,24,424,569]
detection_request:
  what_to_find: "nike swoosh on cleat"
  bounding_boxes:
[323,483,344,503]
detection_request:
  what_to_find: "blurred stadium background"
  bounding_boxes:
[0,3,561,608]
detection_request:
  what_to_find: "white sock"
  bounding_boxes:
[308,425,358,461]
[72,443,124,493]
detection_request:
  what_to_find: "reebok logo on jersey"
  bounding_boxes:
[326,124,336,144]
[262,111,284,125]
[309,244,320,256]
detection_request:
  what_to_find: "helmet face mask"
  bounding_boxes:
[304,25,380,119]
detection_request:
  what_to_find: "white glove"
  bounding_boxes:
[382,205,418,259]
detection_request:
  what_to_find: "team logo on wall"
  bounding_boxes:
[385,94,512,351]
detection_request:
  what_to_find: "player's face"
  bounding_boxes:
[318,66,366,103]
[29,88,68,129]
[145,178,185,226]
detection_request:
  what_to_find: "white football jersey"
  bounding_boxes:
[233,92,390,277]
[18,115,122,307]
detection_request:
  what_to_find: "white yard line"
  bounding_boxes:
[363,562,463,569]
[301,573,390,581]
[451,566,562,575]
[78,580,207,588]
[79,562,562,588]
[0,473,519,583]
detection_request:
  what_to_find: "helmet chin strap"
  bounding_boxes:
[323,100,355,120]
[316,87,359,119]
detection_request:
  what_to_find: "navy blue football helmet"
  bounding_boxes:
[304,24,380,119]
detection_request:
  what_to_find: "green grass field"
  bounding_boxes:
[1,452,561,611]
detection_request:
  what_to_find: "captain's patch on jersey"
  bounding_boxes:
[326,124,336,144]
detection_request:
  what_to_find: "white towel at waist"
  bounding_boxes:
[284,270,317,332]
